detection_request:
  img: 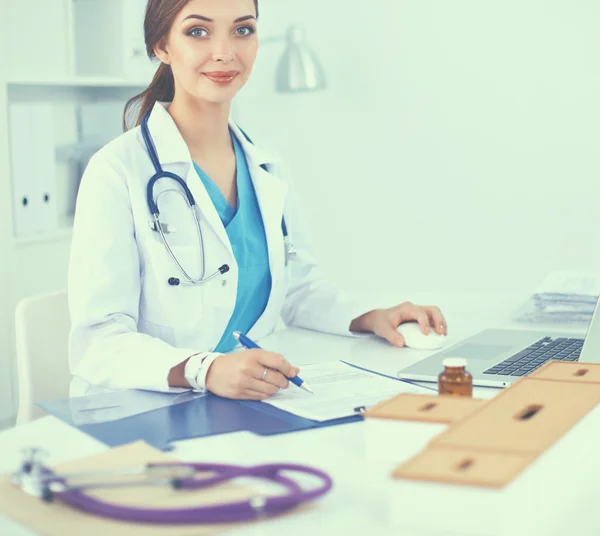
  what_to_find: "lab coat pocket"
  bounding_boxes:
[139,243,205,329]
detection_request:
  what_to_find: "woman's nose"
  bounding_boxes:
[212,38,235,63]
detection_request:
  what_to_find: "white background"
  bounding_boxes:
[238,0,600,298]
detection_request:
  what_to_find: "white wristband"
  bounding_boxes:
[184,352,221,392]
[184,353,208,392]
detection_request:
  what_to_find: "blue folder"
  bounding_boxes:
[39,391,362,451]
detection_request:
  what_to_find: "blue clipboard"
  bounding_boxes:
[39,392,362,451]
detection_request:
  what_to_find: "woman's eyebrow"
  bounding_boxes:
[182,14,256,23]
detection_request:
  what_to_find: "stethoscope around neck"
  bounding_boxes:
[141,112,296,287]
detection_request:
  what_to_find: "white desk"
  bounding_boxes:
[0,291,593,535]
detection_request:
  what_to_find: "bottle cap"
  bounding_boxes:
[443,358,467,368]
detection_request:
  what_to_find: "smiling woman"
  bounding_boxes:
[124,0,260,129]
[68,0,448,402]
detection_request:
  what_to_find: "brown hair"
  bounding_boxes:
[123,0,259,131]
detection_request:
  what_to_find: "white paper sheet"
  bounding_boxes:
[513,270,600,324]
[263,361,434,421]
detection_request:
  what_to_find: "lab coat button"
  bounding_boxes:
[222,280,228,287]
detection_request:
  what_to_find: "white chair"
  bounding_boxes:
[15,290,71,425]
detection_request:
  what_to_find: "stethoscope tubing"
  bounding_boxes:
[141,112,295,286]
[142,113,216,284]
[46,462,333,524]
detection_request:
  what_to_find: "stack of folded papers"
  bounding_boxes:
[513,271,600,324]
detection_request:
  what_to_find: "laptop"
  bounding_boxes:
[398,296,600,388]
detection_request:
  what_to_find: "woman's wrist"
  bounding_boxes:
[349,309,376,333]
[168,359,192,388]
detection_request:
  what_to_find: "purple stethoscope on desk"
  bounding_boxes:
[12,448,333,524]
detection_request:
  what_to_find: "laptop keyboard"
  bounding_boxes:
[483,337,583,377]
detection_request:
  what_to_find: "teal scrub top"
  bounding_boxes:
[193,132,272,353]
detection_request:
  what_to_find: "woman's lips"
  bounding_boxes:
[203,72,239,85]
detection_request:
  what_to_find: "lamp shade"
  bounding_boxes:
[275,25,326,93]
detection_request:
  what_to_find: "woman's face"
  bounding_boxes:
[157,0,258,105]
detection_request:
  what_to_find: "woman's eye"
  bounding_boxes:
[187,27,208,37]
[235,26,255,37]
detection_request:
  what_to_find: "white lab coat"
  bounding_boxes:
[68,102,367,396]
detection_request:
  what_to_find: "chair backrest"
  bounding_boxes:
[15,289,71,425]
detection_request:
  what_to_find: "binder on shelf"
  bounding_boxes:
[10,103,61,238]
[31,103,59,234]
[9,104,36,237]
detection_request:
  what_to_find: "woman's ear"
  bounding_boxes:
[153,39,171,65]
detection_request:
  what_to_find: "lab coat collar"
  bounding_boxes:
[145,102,190,165]
[145,101,277,169]
[228,122,276,172]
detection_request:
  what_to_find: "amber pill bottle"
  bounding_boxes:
[438,358,473,397]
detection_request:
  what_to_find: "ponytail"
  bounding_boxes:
[123,62,175,131]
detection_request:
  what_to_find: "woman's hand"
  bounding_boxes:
[205,350,300,400]
[350,302,448,348]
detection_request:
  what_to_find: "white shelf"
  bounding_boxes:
[13,227,74,247]
[7,77,150,88]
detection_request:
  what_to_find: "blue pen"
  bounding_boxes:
[232,331,313,394]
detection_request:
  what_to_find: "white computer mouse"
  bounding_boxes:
[397,322,447,350]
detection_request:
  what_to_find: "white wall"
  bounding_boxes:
[237,0,600,300]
